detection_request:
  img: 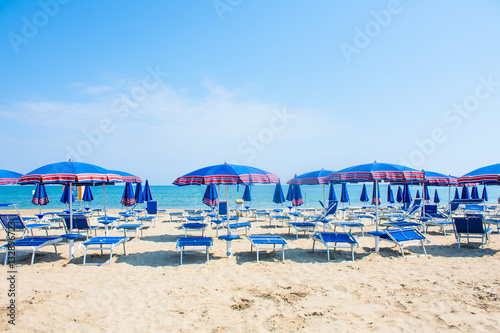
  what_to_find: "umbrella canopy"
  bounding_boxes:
[107,170,142,183]
[454,188,460,200]
[242,185,252,202]
[461,186,470,200]
[82,186,94,203]
[272,181,285,204]
[471,186,480,200]
[60,184,75,204]
[173,162,279,186]
[434,189,440,203]
[203,184,218,207]
[135,182,144,204]
[328,162,424,184]
[423,171,458,186]
[387,185,395,204]
[482,186,488,201]
[0,169,22,185]
[458,163,500,184]
[328,183,337,202]
[289,184,303,206]
[32,183,50,205]
[287,169,335,185]
[359,184,369,203]
[396,186,403,203]
[371,182,381,205]
[142,180,153,202]
[340,183,349,203]
[121,182,136,207]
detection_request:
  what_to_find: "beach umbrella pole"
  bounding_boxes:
[103,184,108,236]
[375,180,380,253]
[226,185,233,258]
[69,182,75,259]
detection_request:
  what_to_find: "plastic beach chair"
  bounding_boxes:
[1,236,63,265]
[78,236,129,265]
[452,216,492,250]
[248,235,288,263]
[368,227,429,258]
[0,213,51,240]
[176,237,213,265]
[311,231,359,261]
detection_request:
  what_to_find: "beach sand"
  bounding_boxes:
[1,209,499,332]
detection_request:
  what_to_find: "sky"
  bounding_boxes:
[1,0,499,185]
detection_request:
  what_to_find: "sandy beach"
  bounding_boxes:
[1,209,500,332]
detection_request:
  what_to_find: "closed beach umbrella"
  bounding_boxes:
[402,184,412,205]
[328,183,337,203]
[415,190,421,199]
[454,188,460,200]
[135,182,144,204]
[0,169,22,185]
[371,182,381,205]
[121,182,136,207]
[32,183,49,214]
[359,184,369,203]
[203,184,218,207]
[142,180,153,202]
[272,181,285,205]
[290,184,304,207]
[434,189,440,204]
[396,186,403,203]
[60,184,75,204]
[471,186,479,200]
[82,185,94,203]
[286,184,293,202]
[340,183,349,203]
[423,186,430,201]
[387,185,395,204]
[461,186,470,200]
[242,185,252,202]
[482,186,488,201]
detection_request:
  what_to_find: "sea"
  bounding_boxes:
[1,183,498,211]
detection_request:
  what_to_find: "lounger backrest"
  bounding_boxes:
[146,200,158,215]
[424,205,438,214]
[60,214,91,231]
[325,201,338,217]
[0,214,25,231]
[387,228,425,242]
[453,217,486,234]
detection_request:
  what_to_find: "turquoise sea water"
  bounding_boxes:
[1,184,498,211]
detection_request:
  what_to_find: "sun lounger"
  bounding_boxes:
[288,222,317,239]
[176,237,213,265]
[226,222,252,236]
[114,223,148,240]
[248,235,288,262]
[0,213,51,240]
[453,216,492,249]
[311,231,359,261]
[368,227,429,258]
[419,205,453,235]
[169,212,184,223]
[59,214,98,239]
[182,222,208,237]
[1,236,63,265]
[332,222,365,236]
[78,236,129,265]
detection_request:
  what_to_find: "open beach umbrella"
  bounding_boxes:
[340,183,349,203]
[387,185,395,204]
[328,183,337,203]
[135,182,144,204]
[482,186,488,201]
[121,182,136,207]
[470,186,479,200]
[359,184,369,203]
[0,169,22,185]
[32,183,49,214]
[203,184,218,207]
[396,186,403,203]
[461,186,470,200]
[434,189,440,204]
[272,181,285,206]
[142,180,153,202]
[173,162,279,257]
[458,163,500,184]
[371,182,381,205]
[287,169,335,204]
[242,185,252,202]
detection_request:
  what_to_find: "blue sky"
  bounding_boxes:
[1,0,499,184]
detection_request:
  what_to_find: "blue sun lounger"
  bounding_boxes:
[226,222,252,236]
[453,216,492,249]
[248,235,288,262]
[1,236,63,265]
[79,237,129,265]
[312,231,359,261]
[182,222,208,237]
[368,227,429,258]
[176,237,213,265]
[288,222,317,239]
[0,213,51,240]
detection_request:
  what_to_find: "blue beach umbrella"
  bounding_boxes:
[32,183,49,214]
[286,184,293,202]
[0,169,22,185]
[135,182,144,204]
[142,180,153,202]
[203,184,218,207]
[434,189,440,204]
[396,186,403,203]
[82,185,94,205]
[328,183,337,203]
[415,190,421,199]
[60,184,75,204]
[387,185,395,204]
[340,183,349,203]
[461,186,470,200]
[242,185,252,202]
[454,188,460,200]
[291,184,304,207]
[288,169,335,204]
[121,182,136,207]
[482,186,488,201]
[402,184,412,205]
[423,186,430,201]
[371,182,381,205]
[272,181,285,205]
[470,186,479,200]
[359,184,369,203]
